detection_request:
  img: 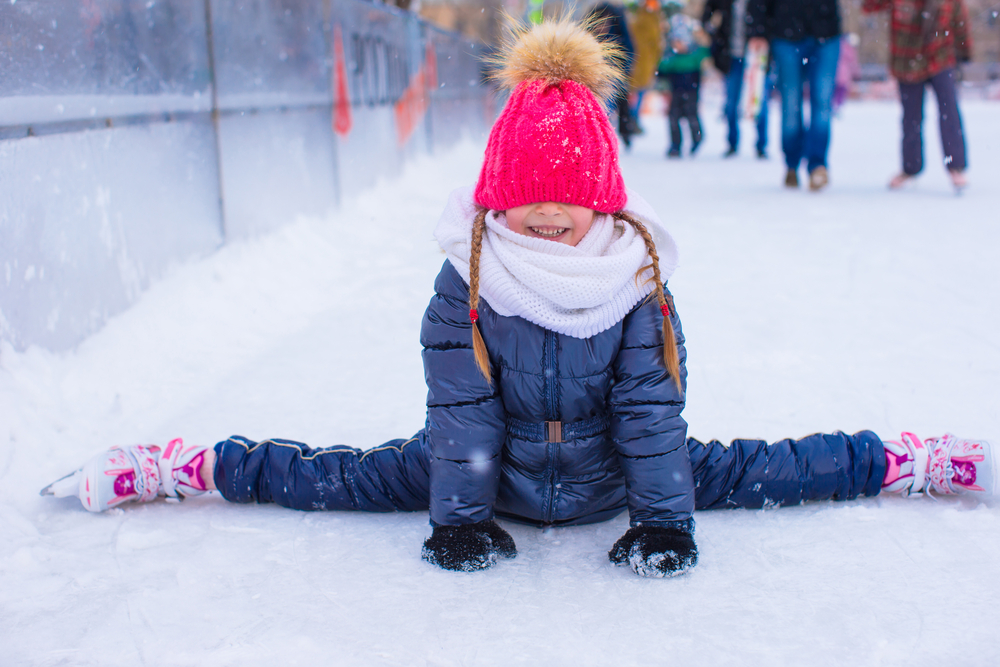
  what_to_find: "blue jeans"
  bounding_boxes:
[771,37,840,173]
[724,56,770,154]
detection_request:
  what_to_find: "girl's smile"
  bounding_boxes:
[504,201,596,247]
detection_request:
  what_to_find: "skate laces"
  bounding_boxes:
[157,438,210,499]
[128,444,163,503]
[926,434,991,495]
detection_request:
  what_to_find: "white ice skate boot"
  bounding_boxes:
[882,432,996,497]
[40,438,211,512]
[925,434,995,496]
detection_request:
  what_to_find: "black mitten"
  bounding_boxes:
[609,524,698,578]
[421,519,517,572]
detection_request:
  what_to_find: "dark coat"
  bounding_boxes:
[747,0,841,42]
[588,2,637,75]
[420,261,692,528]
[702,0,736,74]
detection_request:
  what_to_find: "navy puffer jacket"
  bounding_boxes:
[421,261,692,528]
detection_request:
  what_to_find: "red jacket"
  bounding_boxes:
[862,0,972,83]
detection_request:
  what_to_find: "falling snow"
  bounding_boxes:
[1,99,998,666]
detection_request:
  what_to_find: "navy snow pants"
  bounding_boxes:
[214,431,886,515]
[898,69,968,176]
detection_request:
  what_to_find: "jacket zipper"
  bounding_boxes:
[542,330,560,523]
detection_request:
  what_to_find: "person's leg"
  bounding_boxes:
[688,431,886,510]
[755,65,772,156]
[724,58,745,153]
[667,76,684,155]
[804,36,840,174]
[213,433,431,512]
[633,88,646,131]
[770,38,806,173]
[895,78,926,182]
[616,93,633,147]
[688,75,704,152]
[928,69,968,175]
[833,84,847,111]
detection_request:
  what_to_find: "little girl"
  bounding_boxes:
[41,19,995,578]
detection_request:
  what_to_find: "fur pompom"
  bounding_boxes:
[490,16,627,103]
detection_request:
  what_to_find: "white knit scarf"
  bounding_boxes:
[434,186,679,339]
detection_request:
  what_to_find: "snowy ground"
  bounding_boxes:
[2,99,999,667]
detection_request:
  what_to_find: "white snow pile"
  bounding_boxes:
[2,100,999,666]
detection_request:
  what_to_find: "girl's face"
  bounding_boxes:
[504,202,596,247]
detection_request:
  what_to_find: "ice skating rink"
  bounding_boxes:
[2,99,998,666]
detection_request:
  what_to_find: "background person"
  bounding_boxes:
[863,0,973,192]
[747,0,841,191]
[658,7,710,158]
[588,2,638,148]
[702,0,770,159]
[625,0,665,134]
[833,33,861,115]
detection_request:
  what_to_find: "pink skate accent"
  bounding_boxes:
[156,438,209,498]
[177,450,209,491]
[951,459,984,492]
[883,450,913,488]
[112,472,136,497]
[107,466,139,505]
[882,432,928,495]
[163,438,182,460]
[108,470,138,507]
[927,435,990,494]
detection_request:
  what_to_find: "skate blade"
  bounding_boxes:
[39,469,82,498]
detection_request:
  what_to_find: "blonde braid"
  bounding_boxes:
[613,211,683,393]
[468,208,492,385]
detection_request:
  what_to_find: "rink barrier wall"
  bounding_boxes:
[0,0,493,353]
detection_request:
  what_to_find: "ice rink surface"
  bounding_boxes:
[2,99,999,666]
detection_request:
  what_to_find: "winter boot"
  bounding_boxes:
[808,166,829,191]
[40,438,211,512]
[882,432,996,497]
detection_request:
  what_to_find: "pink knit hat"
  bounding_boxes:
[474,19,627,214]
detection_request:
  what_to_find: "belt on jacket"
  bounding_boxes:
[506,414,610,444]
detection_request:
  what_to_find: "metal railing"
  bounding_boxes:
[0,0,493,352]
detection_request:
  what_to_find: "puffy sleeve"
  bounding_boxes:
[420,261,506,526]
[609,290,694,526]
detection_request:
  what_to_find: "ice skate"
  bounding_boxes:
[808,166,829,191]
[888,172,914,189]
[40,438,211,512]
[949,169,967,194]
[882,432,996,497]
[924,434,995,496]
